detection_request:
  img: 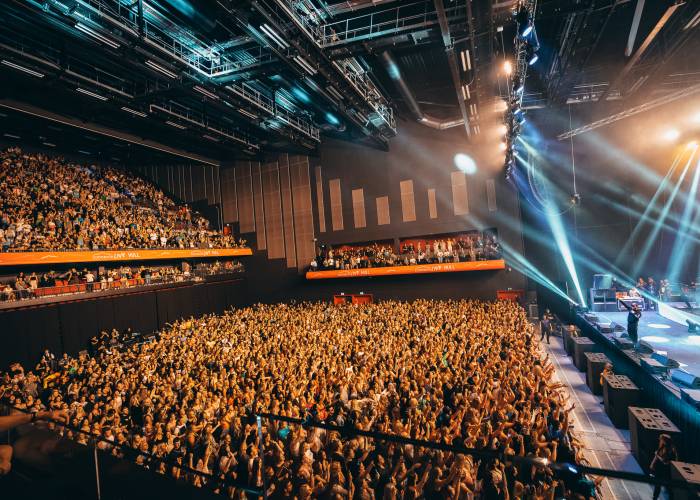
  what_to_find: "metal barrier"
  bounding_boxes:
[0,403,262,498]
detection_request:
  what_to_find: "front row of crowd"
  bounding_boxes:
[1,300,599,498]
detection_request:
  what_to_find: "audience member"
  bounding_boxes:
[0,148,245,252]
[1,300,583,498]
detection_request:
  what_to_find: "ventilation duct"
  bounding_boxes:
[379,51,464,130]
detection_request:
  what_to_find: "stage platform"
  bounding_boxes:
[598,310,700,376]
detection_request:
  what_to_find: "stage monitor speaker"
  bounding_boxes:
[597,320,613,333]
[671,369,700,388]
[681,389,700,409]
[651,352,680,369]
[641,357,666,374]
[593,274,613,290]
[638,341,654,354]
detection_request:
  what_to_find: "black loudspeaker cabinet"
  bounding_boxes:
[628,407,681,473]
[593,273,613,290]
[603,374,640,428]
[573,337,598,371]
[671,462,700,500]
[563,326,578,356]
[585,352,611,395]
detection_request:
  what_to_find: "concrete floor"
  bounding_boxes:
[542,334,656,500]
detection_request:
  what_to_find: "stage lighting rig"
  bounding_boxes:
[501,1,538,177]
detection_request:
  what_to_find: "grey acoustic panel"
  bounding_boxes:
[400,179,416,222]
[279,154,297,268]
[486,179,498,212]
[221,167,238,223]
[427,188,438,219]
[352,188,366,229]
[329,178,344,231]
[262,160,285,259]
[451,171,469,215]
[251,162,266,250]
[376,196,390,226]
[315,165,326,233]
[290,156,315,271]
[235,161,255,234]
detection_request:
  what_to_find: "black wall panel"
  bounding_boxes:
[59,301,102,355]
[0,279,246,367]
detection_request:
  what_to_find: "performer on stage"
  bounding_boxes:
[620,300,642,345]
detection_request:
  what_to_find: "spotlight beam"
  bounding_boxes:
[616,150,685,265]
[632,148,696,277]
[667,150,700,282]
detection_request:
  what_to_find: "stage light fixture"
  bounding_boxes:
[503,61,513,75]
[515,7,533,37]
[662,128,680,142]
[454,153,477,175]
[526,45,539,65]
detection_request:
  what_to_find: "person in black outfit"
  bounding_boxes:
[620,300,641,345]
[650,433,678,500]
[540,309,554,344]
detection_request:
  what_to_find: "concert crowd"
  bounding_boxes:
[310,233,501,271]
[1,299,592,499]
[0,148,244,252]
[0,260,244,302]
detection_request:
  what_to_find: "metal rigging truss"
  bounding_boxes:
[556,83,700,139]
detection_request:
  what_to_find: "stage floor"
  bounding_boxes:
[598,310,700,375]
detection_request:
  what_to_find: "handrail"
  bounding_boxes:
[256,412,700,492]
[1,403,262,496]
[1,268,244,303]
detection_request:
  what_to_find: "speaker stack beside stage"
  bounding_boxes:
[628,407,682,473]
[589,274,618,312]
[671,461,700,500]
[563,325,579,356]
[603,374,640,428]
[573,337,599,371]
[585,352,611,395]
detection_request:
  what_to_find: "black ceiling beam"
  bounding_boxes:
[433,0,471,137]
[592,1,681,109]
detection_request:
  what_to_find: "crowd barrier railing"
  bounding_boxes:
[0,403,262,498]
[255,412,700,498]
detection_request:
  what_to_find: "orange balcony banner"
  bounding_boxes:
[306,259,506,280]
[0,248,253,266]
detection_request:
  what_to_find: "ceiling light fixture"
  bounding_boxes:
[120,106,147,118]
[145,60,178,79]
[193,85,219,100]
[165,120,187,130]
[1,59,44,78]
[76,87,108,101]
[259,24,289,49]
[75,22,120,49]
